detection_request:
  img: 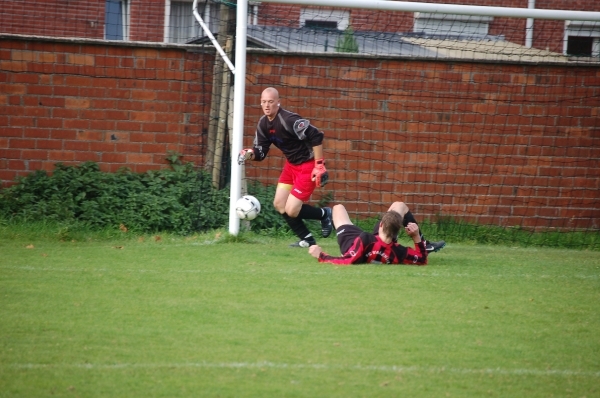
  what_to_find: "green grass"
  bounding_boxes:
[1,228,599,397]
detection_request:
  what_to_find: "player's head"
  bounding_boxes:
[261,87,280,120]
[379,211,403,241]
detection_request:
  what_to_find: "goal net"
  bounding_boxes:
[235,1,600,246]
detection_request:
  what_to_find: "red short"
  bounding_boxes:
[278,159,316,202]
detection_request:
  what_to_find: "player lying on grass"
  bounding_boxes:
[308,201,446,265]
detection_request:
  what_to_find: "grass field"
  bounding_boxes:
[1,230,599,397]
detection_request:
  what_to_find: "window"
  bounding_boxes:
[304,20,338,30]
[414,13,493,37]
[300,8,349,30]
[105,0,130,40]
[167,0,219,44]
[564,21,600,58]
[567,36,594,56]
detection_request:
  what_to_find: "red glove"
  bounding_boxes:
[311,158,329,187]
[237,148,254,165]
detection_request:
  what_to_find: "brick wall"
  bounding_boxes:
[0,0,167,42]
[129,0,167,42]
[1,36,599,230]
[0,37,212,180]
[0,0,105,39]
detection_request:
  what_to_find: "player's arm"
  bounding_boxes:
[286,113,328,186]
[303,123,327,186]
[402,222,428,265]
[315,250,359,266]
[310,144,329,187]
[238,121,271,164]
[309,237,364,265]
[312,144,323,160]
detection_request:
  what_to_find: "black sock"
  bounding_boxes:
[298,204,324,220]
[282,213,316,244]
[403,211,418,227]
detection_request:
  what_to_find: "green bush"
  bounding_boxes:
[2,161,597,249]
[0,161,299,237]
[0,162,230,235]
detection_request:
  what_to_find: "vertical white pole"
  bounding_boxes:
[526,0,535,48]
[228,0,249,235]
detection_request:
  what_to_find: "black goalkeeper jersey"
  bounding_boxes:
[318,232,428,266]
[251,108,324,165]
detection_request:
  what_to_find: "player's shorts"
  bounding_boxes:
[278,159,316,202]
[335,224,362,254]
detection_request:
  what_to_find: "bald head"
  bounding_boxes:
[261,87,280,120]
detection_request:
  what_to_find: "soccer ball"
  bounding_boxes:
[235,195,261,221]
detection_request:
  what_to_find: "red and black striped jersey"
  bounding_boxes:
[318,232,428,266]
[252,108,324,165]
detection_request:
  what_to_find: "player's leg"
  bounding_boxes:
[288,160,333,238]
[275,162,317,246]
[274,184,317,247]
[374,201,445,252]
[273,183,291,214]
[387,201,409,217]
[389,201,446,253]
[332,204,352,229]
[292,160,333,238]
[331,204,363,255]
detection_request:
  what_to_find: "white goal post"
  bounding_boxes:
[224,0,600,235]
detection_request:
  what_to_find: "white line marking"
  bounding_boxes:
[5,361,599,377]
[1,266,597,279]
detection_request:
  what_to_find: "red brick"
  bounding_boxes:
[73,152,101,162]
[23,128,50,138]
[127,153,153,164]
[141,143,166,153]
[10,138,36,149]
[76,130,103,141]
[50,130,77,140]
[53,109,80,120]
[63,119,89,129]
[48,151,75,161]
[0,148,22,159]
[89,142,115,152]
[65,97,90,109]
[21,149,48,160]
[64,141,90,151]
[129,132,155,142]
[1,127,24,137]
[101,153,127,163]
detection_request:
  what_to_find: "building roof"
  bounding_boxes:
[189,25,572,63]
[403,37,569,63]
[245,25,439,57]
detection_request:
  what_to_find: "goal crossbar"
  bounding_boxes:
[256,0,600,21]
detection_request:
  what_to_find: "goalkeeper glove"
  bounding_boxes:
[311,158,329,187]
[237,149,254,165]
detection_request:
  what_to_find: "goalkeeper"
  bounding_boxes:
[238,87,332,248]
[308,201,446,265]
